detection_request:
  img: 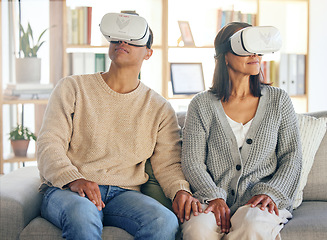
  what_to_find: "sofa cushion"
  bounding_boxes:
[20,217,133,240]
[293,115,327,209]
[303,127,327,201]
[281,201,327,240]
[141,159,173,211]
[302,112,327,202]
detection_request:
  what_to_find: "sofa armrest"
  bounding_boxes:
[0,166,42,240]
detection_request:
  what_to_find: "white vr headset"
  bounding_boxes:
[216,26,282,56]
[100,12,151,48]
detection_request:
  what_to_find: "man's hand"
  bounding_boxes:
[247,194,279,216]
[68,179,105,211]
[172,190,202,223]
[204,198,230,233]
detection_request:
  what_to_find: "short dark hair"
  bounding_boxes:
[210,22,266,102]
[146,27,153,49]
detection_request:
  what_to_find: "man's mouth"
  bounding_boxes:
[116,47,129,53]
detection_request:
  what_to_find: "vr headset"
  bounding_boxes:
[100,12,152,48]
[216,26,282,56]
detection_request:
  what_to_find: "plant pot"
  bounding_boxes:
[15,58,41,83]
[11,140,30,157]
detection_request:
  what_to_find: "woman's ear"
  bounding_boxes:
[144,48,153,60]
[225,54,229,66]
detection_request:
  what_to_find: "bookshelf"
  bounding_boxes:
[58,0,309,112]
[0,3,50,174]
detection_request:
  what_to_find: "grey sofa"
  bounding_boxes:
[1,111,326,240]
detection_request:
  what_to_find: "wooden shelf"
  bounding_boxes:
[3,154,37,164]
[2,98,48,105]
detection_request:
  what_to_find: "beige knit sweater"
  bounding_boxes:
[37,73,190,200]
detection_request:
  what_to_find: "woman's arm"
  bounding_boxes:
[251,91,302,210]
[182,97,227,203]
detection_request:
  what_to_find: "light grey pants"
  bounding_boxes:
[182,204,292,240]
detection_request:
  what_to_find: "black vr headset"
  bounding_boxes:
[216,26,282,56]
[100,13,152,49]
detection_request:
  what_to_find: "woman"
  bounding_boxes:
[181,22,302,240]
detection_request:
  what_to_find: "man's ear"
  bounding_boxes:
[144,48,153,60]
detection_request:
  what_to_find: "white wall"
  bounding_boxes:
[308,0,327,112]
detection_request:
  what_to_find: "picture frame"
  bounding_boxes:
[170,63,205,95]
[178,21,195,46]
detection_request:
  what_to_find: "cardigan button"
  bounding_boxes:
[236,165,241,171]
[246,138,253,144]
[231,190,235,196]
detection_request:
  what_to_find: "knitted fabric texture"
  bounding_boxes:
[182,86,302,214]
[37,73,190,200]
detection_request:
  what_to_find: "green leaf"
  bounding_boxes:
[19,23,49,58]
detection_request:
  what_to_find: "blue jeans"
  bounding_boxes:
[41,185,178,240]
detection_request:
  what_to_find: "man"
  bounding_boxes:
[37,13,200,240]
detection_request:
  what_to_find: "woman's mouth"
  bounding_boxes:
[247,60,259,64]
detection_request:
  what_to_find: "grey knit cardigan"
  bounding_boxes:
[181,85,302,214]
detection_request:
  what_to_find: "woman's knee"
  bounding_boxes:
[182,211,222,240]
[227,205,283,240]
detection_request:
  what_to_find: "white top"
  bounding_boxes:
[226,115,253,149]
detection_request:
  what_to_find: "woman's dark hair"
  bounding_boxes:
[210,22,266,102]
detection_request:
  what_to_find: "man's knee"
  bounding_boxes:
[149,205,178,231]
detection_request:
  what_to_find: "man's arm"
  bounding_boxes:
[149,102,198,222]
[37,77,84,188]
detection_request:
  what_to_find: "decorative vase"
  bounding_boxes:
[11,140,30,157]
[15,58,41,83]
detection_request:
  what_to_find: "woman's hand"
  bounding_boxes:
[204,198,231,233]
[247,194,279,216]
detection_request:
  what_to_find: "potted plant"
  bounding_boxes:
[8,125,37,157]
[16,22,48,83]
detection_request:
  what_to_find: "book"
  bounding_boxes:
[69,53,107,75]
[6,83,53,90]
[270,61,278,87]
[71,8,79,45]
[78,7,85,45]
[70,52,84,75]
[95,54,106,72]
[4,83,53,99]
[84,52,96,74]
[288,54,298,96]
[87,7,92,45]
[279,53,289,92]
[296,54,305,95]
[67,6,92,45]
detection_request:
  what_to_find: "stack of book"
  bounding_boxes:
[67,6,92,45]
[68,52,111,75]
[217,9,256,30]
[278,54,306,96]
[3,83,54,100]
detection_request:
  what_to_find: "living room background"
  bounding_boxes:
[1,0,327,174]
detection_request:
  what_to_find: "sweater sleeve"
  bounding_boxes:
[251,91,302,210]
[181,97,227,203]
[37,77,85,188]
[149,102,191,200]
